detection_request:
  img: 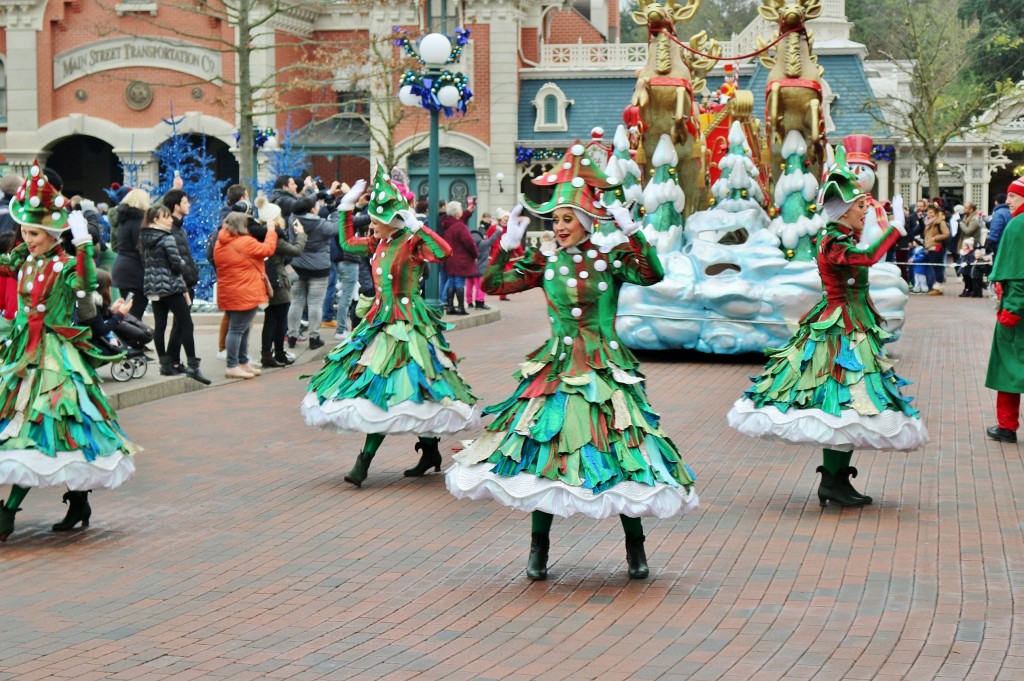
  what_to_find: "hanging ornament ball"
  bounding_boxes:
[809,204,817,212]
[741,190,748,198]
[710,198,717,206]
[571,144,585,156]
[786,249,794,258]
[780,162,786,170]
[668,168,675,175]
[768,207,776,217]
[571,177,585,188]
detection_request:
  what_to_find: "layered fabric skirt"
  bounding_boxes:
[446,353,698,519]
[302,315,479,435]
[727,305,928,451]
[0,328,138,490]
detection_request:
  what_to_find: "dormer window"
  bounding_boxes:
[533,83,573,133]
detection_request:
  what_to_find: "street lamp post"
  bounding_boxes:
[395,27,473,310]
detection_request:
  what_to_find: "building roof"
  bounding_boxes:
[292,116,371,156]
[518,54,888,147]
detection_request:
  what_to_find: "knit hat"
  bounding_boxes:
[368,162,411,225]
[1008,176,1024,199]
[522,142,628,221]
[9,161,69,235]
[256,197,283,226]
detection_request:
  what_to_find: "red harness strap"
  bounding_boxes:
[650,77,693,93]
[766,78,822,94]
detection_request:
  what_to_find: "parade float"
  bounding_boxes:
[602,0,909,354]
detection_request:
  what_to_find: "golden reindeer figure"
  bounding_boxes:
[628,0,707,215]
[756,0,826,178]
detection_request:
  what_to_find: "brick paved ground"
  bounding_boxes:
[1,286,1020,680]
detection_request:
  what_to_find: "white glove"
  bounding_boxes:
[396,208,421,232]
[500,204,530,251]
[890,194,906,237]
[340,179,367,211]
[608,204,639,236]
[67,211,91,245]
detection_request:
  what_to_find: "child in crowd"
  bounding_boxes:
[956,237,979,298]
[910,238,928,294]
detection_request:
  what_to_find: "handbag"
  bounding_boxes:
[114,313,155,346]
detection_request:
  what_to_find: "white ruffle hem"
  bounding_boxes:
[727,398,929,451]
[301,393,480,436]
[445,462,699,520]
[0,449,135,490]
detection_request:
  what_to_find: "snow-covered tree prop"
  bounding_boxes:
[153,119,229,302]
[767,130,823,262]
[640,134,686,254]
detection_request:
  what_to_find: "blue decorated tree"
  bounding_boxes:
[153,115,230,302]
[257,120,308,197]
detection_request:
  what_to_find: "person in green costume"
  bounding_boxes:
[0,162,139,542]
[447,143,698,581]
[301,164,479,487]
[728,147,928,507]
[984,176,1024,444]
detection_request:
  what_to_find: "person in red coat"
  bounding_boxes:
[440,201,478,315]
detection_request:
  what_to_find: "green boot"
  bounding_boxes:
[344,451,375,487]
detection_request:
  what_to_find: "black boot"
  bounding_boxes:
[52,491,92,531]
[261,351,285,368]
[275,350,295,365]
[836,466,872,504]
[0,504,20,542]
[474,301,491,310]
[625,534,649,579]
[446,289,458,315]
[344,451,375,487]
[527,532,550,580]
[404,439,442,477]
[815,466,867,507]
[158,355,180,376]
[453,288,470,315]
[183,358,212,385]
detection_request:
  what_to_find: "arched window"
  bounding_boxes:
[533,83,573,133]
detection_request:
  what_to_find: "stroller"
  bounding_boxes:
[98,315,154,382]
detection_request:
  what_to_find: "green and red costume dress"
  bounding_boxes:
[984,201,1024,434]
[446,232,697,519]
[301,210,479,435]
[728,222,928,450]
[0,241,138,489]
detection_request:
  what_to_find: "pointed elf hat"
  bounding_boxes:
[368,162,411,225]
[523,142,628,220]
[10,161,70,235]
[817,144,864,206]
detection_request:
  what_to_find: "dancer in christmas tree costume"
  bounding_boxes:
[446,144,698,580]
[0,162,138,541]
[727,149,928,507]
[301,164,479,487]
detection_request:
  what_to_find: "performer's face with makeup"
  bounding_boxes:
[21,226,58,256]
[552,207,586,249]
[371,218,398,240]
[842,197,869,236]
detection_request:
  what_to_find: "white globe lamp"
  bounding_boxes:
[398,85,419,107]
[437,85,461,108]
[419,33,452,66]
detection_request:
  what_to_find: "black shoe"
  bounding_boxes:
[344,451,374,487]
[474,302,491,310]
[527,532,550,580]
[836,466,872,504]
[308,337,326,350]
[260,352,285,368]
[987,426,1018,443]
[287,336,298,349]
[183,358,212,385]
[158,355,181,376]
[625,534,649,579]
[815,466,868,507]
[453,288,470,315]
[0,504,21,542]
[52,491,92,531]
[404,439,442,477]
[275,351,295,365]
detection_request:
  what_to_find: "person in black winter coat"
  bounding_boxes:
[139,205,210,384]
[162,189,202,367]
[110,189,152,319]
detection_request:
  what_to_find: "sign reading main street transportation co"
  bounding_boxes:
[54,38,222,89]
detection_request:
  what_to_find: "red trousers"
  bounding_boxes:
[997,392,1021,431]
